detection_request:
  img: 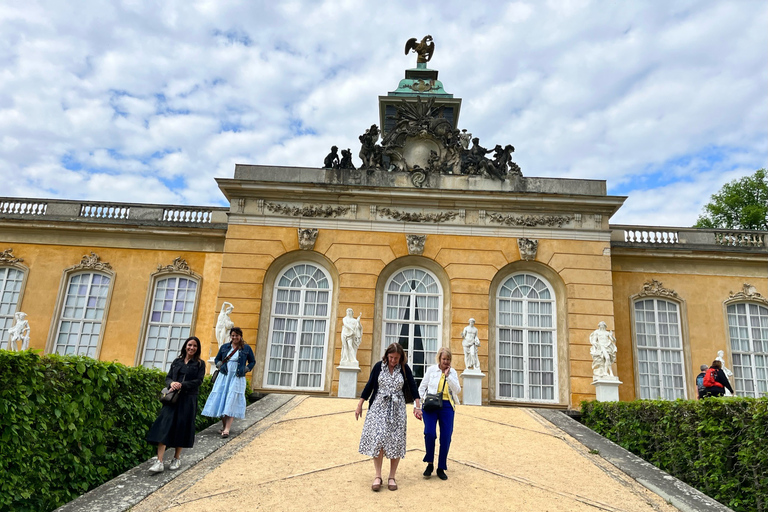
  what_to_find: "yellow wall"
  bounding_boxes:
[611,254,768,401]
[216,224,616,407]
[6,243,222,365]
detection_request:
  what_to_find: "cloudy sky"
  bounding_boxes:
[1,0,766,226]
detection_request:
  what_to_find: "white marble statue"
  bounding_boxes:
[590,321,617,379]
[716,350,734,396]
[340,308,363,366]
[215,302,235,349]
[8,312,30,351]
[462,318,481,371]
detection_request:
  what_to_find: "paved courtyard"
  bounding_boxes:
[129,396,681,512]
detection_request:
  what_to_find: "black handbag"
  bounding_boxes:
[159,369,186,404]
[422,373,447,412]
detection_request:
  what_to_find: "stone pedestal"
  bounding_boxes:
[461,370,485,406]
[592,377,622,402]
[337,365,361,398]
[207,357,217,375]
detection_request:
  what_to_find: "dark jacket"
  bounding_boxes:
[215,343,256,378]
[710,367,734,394]
[166,357,206,395]
[361,361,419,406]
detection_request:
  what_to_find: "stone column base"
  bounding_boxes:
[207,357,217,375]
[337,365,361,398]
[592,377,622,402]
[461,370,485,406]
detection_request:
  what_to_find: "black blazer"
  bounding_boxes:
[361,361,419,405]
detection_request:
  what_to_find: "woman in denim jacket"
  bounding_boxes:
[202,327,256,437]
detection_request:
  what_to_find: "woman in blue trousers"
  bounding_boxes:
[418,347,461,480]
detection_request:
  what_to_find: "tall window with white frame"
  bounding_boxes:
[265,263,331,390]
[383,268,442,384]
[633,298,686,399]
[141,276,199,372]
[54,272,110,357]
[727,302,768,397]
[496,273,557,402]
[0,267,25,350]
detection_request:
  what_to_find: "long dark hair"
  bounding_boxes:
[178,336,202,362]
[382,343,405,367]
[230,327,245,349]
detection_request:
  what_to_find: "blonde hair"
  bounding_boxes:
[436,347,452,363]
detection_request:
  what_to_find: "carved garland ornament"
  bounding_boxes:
[636,279,679,299]
[265,202,350,218]
[488,213,571,227]
[73,252,113,271]
[0,248,23,264]
[728,283,768,305]
[379,208,458,223]
[157,257,194,275]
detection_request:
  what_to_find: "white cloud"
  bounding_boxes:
[0,0,765,226]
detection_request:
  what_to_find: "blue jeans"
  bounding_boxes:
[422,400,454,470]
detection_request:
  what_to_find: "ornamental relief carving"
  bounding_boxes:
[157,257,194,275]
[298,228,319,251]
[265,202,350,218]
[728,283,768,305]
[378,208,458,223]
[517,238,538,261]
[406,234,426,255]
[636,279,679,299]
[72,252,113,272]
[487,213,571,227]
[0,248,23,264]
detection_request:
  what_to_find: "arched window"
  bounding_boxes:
[141,276,199,371]
[264,263,332,390]
[383,267,442,383]
[496,273,557,402]
[53,272,111,357]
[727,302,768,397]
[0,267,25,350]
[633,298,686,399]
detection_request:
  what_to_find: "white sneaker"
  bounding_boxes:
[169,458,181,470]
[148,460,165,474]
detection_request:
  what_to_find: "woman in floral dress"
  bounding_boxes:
[355,343,422,491]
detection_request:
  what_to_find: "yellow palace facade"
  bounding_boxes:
[1,60,766,409]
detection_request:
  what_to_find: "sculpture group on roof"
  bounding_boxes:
[321,36,522,186]
[323,96,522,185]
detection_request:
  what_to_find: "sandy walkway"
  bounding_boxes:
[132,397,676,512]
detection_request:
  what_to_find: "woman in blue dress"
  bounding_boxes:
[202,327,256,437]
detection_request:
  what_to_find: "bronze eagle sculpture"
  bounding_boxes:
[405,35,434,64]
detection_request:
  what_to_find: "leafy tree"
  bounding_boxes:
[694,169,768,230]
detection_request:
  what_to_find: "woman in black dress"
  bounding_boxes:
[146,336,206,473]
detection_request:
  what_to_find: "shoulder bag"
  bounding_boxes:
[160,373,186,405]
[211,347,239,385]
[422,372,447,412]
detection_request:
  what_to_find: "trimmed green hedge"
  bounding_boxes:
[581,398,768,512]
[0,350,224,512]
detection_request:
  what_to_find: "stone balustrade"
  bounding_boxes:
[611,225,766,251]
[0,197,228,226]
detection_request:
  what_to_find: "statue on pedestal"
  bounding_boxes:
[590,322,617,379]
[462,318,481,371]
[215,302,235,349]
[8,312,30,351]
[340,308,363,366]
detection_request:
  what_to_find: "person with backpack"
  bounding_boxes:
[701,359,735,397]
[695,364,708,399]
